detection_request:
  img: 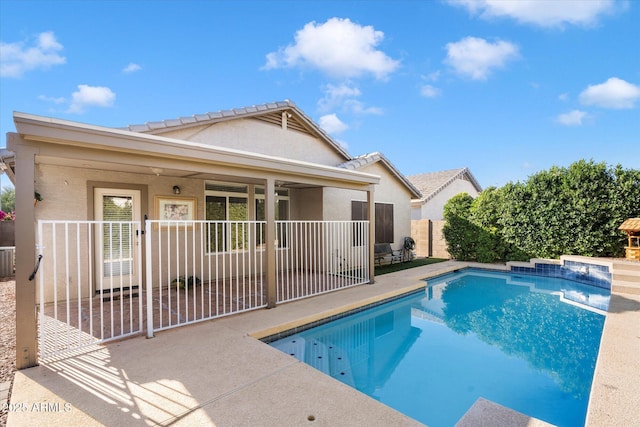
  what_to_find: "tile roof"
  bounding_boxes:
[121,100,351,160]
[338,152,422,198]
[407,167,482,202]
[124,101,294,133]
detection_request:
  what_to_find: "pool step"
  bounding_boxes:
[611,261,640,295]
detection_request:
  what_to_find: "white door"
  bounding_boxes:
[94,188,142,294]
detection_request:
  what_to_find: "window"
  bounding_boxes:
[205,195,248,251]
[351,201,394,244]
[205,183,249,252]
[255,189,289,248]
[205,182,289,252]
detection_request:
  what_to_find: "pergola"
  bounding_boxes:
[619,218,640,261]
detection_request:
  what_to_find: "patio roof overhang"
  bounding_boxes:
[10,112,380,191]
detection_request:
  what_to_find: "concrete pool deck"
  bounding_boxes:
[7,260,640,426]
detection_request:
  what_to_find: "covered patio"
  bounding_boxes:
[7,112,380,367]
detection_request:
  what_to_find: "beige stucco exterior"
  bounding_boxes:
[325,160,414,247]
[157,119,346,166]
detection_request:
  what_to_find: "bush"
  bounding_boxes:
[443,160,640,262]
[171,275,201,290]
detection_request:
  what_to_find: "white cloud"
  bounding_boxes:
[123,63,142,73]
[424,71,441,82]
[68,85,116,114]
[579,77,640,109]
[343,99,383,115]
[444,37,519,80]
[420,84,441,98]
[318,83,382,115]
[263,17,400,80]
[318,83,362,111]
[38,95,66,104]
[319,114,349,134]
[447,0,617,27]
[558,93,569,102]
[0,31,66,78]
[556,110,588,126]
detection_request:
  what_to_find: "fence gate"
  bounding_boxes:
[36,220,144,359]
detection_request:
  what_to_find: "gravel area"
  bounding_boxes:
[0,277,16,427]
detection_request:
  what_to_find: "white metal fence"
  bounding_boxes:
[35,219,370,357]
[275,221,370,303]
[144,220,268,335]
[144,220,370,334]
[37,220,143,359]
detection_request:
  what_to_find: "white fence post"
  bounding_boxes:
[145,219,153,338]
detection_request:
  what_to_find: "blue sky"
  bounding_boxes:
[1,0,639,189]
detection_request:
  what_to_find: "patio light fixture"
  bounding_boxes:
[173,185,181,195]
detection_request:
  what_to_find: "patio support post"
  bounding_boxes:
[367,185,375,284]
[9,134,39,369]
[265,178,277,308]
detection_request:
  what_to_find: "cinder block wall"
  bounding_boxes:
[411,219,429,257]
[430,220,450,259]
[411,219,450,259]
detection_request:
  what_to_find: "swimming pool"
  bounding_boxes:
[268,268,609,427]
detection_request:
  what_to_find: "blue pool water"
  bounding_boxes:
[268,269,609,427]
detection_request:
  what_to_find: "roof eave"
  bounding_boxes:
[11,112,379,187]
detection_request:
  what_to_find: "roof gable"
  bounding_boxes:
[338,152,422,199]
[123,100,351,160]
[408,167,482,202]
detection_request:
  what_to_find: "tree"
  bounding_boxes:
[442,193,476,261]
[1,187,15,213]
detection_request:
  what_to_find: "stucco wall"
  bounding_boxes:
[324,162,413,247]
[418,178,479,220]
[158,119,346,166]
[291,187,323,220]
[34,164,206,302]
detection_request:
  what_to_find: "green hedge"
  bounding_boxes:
[443,160,640,262]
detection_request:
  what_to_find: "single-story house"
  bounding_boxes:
[408,168,482,258]
[408,167,482,221]
[3,100,421,367]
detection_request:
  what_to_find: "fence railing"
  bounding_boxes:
[35,219,370,355]
[144,220,268,335]
[275,220,370,303]
[144,219,369,334]
[37,220,143,359]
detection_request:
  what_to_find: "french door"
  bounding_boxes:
[94,188,142,294]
